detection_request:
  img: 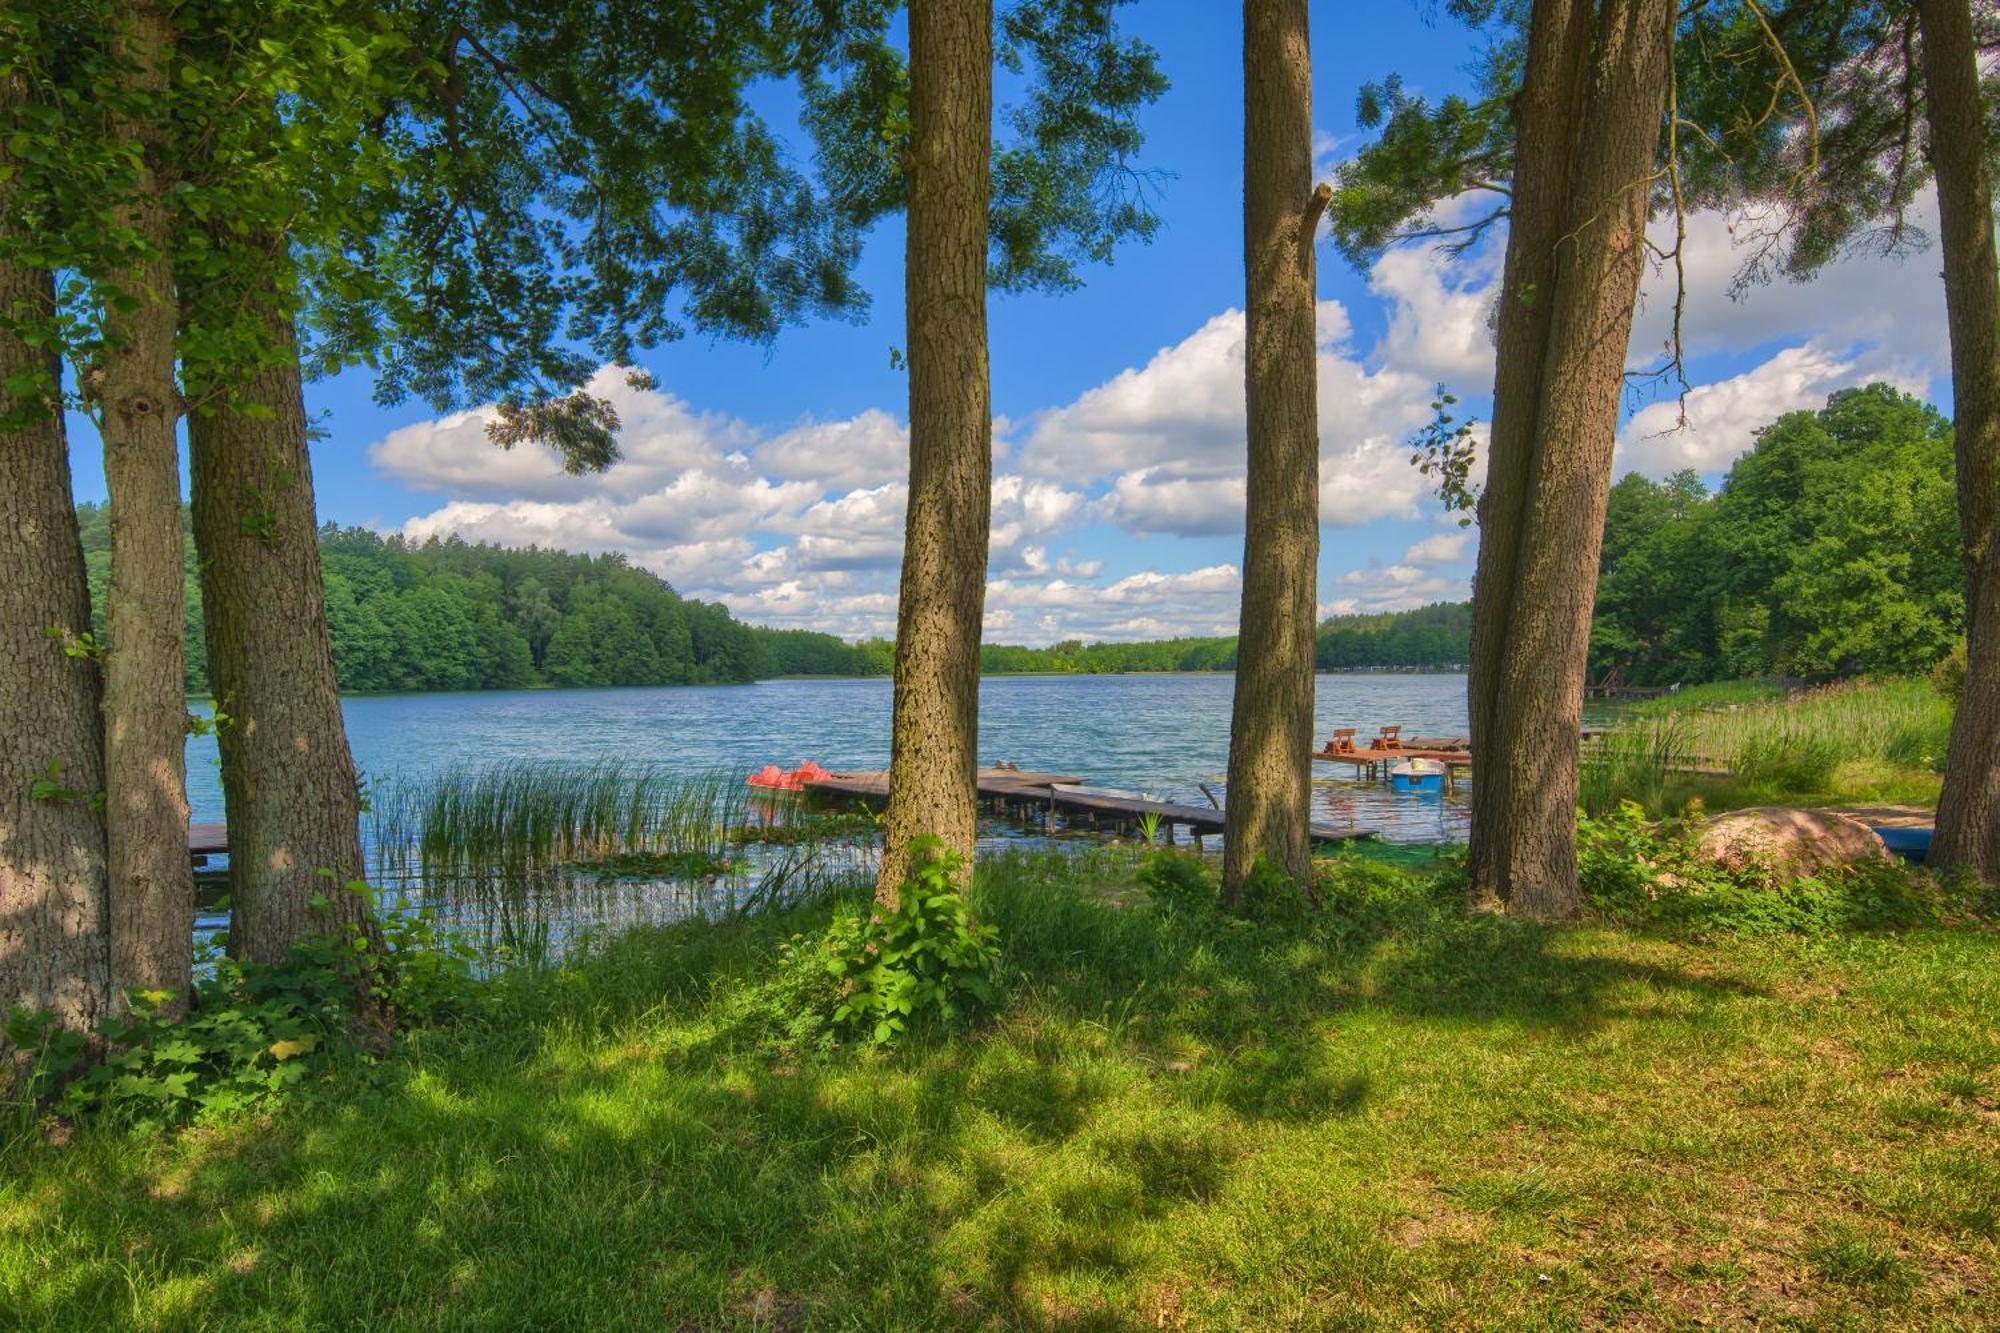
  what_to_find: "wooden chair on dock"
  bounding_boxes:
[1373,725,1404,752]
[1323,728,1358,756]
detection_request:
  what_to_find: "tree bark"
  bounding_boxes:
[1475,0,1674,918]
[188,286,377,962]
[1466,0,1597,905]
[1222,0,1321,903]
[0,66,110,1033]
[875,0,993,905]
[98,0,193,1012]
[1916,0,2000,880]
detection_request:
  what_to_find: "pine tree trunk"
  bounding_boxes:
[1488,0,1674,919]
[1916,0,2000,880]
[99,0,193,1012]
[875,0,993,906]
[1466,0,1596,904]
[189,288,378,962]
[0,68,111,1032]
[1223,0,1321,903]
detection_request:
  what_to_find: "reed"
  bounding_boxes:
[1593,677,1953,810]
[365,763,871,966]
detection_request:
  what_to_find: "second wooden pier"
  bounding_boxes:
[800,767,1378,847]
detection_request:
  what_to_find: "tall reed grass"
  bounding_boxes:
[368,763,873,966]
[1591,678,1953,813]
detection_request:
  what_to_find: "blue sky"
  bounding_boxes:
[69,2,1952,643]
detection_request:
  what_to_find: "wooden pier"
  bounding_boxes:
[188,822,227,865]
[800,767,1378,847]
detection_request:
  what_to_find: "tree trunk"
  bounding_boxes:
[1222,0,1321,903]
[188,285,378,963]
[1478,0,1674,919]
[1917,0,2000,880]
[98,0,193,1012]
[1466,0,1596,905]
[875,0,993,906]
[0,67,110,1033]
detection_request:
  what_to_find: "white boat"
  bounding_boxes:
[1388,758,1447,793]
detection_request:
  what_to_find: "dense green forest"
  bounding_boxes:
[77,510,1475,695]
[76,512,875,693]
[1591,384,1963,685]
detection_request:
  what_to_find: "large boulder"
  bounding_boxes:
[1691,807,1891,877]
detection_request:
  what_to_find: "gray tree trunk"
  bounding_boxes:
[188,288,378,962]
[1916,0,2000,881]
[1466,0,1596,905]
[0,66,110,1032]
[875,0,993,906]
[1474,0,1674,918]
[1223,0,1321,903]
[98,0,193,1012]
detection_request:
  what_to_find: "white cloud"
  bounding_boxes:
[1326,561,1468,615]
[1402,531,1470,565]
[1619,340,1927,477]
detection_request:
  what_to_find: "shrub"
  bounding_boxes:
[1931,639,1967,702]
[5,897,479,1130]
[1136,850,1218,916]
[823,839,1001,1045]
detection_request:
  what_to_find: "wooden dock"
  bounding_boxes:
[800,768,1378,847]
[188,822,227,865]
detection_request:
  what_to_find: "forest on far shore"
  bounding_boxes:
[80,384,1960,699]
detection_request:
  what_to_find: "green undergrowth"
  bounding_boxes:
[3,844,1996,1329]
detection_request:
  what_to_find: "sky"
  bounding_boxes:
[68,2,1954,645]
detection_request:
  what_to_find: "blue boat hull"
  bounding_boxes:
[1868,825,1932,863]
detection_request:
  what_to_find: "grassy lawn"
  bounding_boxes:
[4,850,1996,1330]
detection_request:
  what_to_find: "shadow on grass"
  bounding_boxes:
[2,858,1785,1330]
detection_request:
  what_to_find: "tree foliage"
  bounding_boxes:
[1592,384,1963,682]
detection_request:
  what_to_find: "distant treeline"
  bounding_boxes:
[978,601,1471,674]
[76,506,1476,695]
[77,511,876,693]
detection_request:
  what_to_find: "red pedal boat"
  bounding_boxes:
[747,761,830,792]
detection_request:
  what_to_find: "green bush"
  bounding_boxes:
[822,839,1001,1045]
[1136,850,1218,916]
[5,898,479,1131]
[1931,639,1967,702]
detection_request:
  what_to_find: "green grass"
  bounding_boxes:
[1594,678,1954,815]
[4,850,1996,1329]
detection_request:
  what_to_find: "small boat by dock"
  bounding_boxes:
[1388,758,1446,794]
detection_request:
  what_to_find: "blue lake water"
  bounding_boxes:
[187,672,1479,845]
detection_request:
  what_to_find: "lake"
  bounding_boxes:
[186,672,1477,845]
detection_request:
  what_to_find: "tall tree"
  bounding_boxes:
[0,57,109,1034]
[789,0,1164,902]
[94,0,194,1009]
[1483,0,1675,917]
[1222,0,1324,902]
[875,0,995,899]
[1331,0,1818,916]
[187,297,376,966]
[1915,0,2000,879]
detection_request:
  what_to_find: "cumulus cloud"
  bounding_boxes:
[1403,531,1471,566]
[1618,340,1928,477]
[1326,561,1468,615]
